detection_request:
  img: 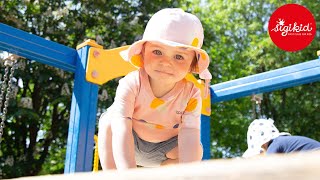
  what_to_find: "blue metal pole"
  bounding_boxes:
[211,59,320,103]
[201,115,211,159]
[0,23,76,72]
[64,46,99,173]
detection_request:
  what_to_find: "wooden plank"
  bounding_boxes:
[14,151,320,180]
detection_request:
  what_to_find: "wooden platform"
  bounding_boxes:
[13,151,320,180]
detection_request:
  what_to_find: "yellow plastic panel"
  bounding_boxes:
[86,46,137,85]
[76,39,103,50]
[185,74,211,116]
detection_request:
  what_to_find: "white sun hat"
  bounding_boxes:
[242,118,291,158]
[120,8,212,95]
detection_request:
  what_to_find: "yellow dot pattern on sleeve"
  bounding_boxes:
[150,98,165,109]
[185,98,198,112]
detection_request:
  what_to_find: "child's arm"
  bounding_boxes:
[111,117,136,169]
[98,113,114,170]
[98,114,136,170]
[178,127,203,163]
[179,86,203,163]
[99,71,140,169]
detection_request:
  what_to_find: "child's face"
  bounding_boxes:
[142,42,195,84]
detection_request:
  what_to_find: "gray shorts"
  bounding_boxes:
[132,130,178,167]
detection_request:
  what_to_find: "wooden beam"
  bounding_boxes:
[14,151,320,180]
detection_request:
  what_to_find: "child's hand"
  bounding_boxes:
[178,128,203,163]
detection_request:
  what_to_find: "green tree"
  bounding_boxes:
[195,0,320,158]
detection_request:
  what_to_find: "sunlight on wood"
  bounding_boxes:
[13,151,320,180]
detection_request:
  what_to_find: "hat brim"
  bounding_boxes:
[120,39,210,74]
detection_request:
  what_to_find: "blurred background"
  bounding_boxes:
[0,0,319,178]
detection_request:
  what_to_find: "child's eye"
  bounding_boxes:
[175,54,184,60]
[152,50,162,55]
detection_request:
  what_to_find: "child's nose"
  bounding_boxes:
[159,56,172,66]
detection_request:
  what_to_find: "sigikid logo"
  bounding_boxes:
[270,18,313,36]
[268,4,316,52]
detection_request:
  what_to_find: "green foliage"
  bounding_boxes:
[0,0,319,178]
[195,0,320,158]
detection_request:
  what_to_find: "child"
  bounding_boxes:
[98,8,211,169]
[243,118,320,158]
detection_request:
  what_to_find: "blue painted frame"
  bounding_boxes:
[200,115,211,159]
[211,59,320,103]
[64,46,99,172]
[0,22,319,172]
[0,23,76,72]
